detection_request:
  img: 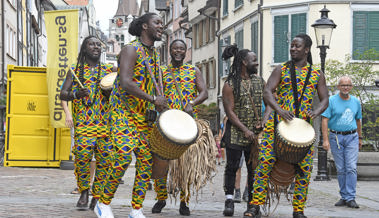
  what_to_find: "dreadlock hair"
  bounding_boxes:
[222,44,251,99]
[129,13,158,37]
[170,39,187,50]
[294,33,313,65]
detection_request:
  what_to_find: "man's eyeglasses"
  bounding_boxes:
[339,84,352,87]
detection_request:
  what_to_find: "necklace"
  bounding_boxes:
[79,63,102,107]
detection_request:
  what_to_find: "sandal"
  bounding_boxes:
[70,187,80,194]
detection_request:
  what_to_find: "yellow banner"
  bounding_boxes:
[45,10,78,128]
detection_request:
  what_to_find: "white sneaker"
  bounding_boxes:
[94,202,114,218]
[129,208,145,218]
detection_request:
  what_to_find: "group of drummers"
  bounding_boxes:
[59,12,349,218]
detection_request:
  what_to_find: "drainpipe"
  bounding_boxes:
[258,0,263,77]
[216,0,221,132]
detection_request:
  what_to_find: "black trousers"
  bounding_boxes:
[223,146,254,202]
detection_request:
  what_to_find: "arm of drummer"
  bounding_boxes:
[321,116,330,151]
[222,82,256,142]
[306,72,329,119]
[61,100,74,128]
[261,80,272,126]
[184,67,208,115]
[60,70,89,101]
[263,65,294,121]
[119,45,167,112]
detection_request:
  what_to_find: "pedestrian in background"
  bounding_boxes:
[321,75,362,209]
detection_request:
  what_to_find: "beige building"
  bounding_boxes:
[220,0,379,81]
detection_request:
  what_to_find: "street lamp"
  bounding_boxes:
[312,5,336,181]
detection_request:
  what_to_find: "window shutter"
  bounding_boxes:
[291,13,307,40]
[235,29,244,49]
[235,0,243,8]
[353,12,368,59]
[219,39,224,77]
[274,15,289,63]
[368,12,379,54]
[251,21,258,54]
[223,0,228,16]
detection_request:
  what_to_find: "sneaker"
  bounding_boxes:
[233,189,241,203]
[94,202,114,218]
[242,188,249,202]
[129,208,145,218]
[152,200,166,213]
[293,211,307,218]
[179,202,190,216]
[334,199,346,207]
[223,199,234,216]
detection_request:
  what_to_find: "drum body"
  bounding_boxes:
[274,118,315,164]
[270,160,295,187]
[150,109,199,178]
[100,72,117,90]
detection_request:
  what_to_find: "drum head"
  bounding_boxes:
[100,72,117,90]
[158,109,198,145]
[277,118,315,146]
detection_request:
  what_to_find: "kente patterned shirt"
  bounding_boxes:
[228,75,264,147]
[161,63,198,119]
[109,39,160,135]
[265,63,321,133]
[71,63,113,137]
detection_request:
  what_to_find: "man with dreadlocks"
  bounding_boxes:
[151,39,208,216]
[94,13,167,218]
[60,36,114,210]
[221,45,270,217]
[246,34,329,218]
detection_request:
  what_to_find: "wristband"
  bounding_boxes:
[73,91,77,99]
[359,137,363,139]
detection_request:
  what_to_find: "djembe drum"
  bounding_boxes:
[150,109,199,179]
[271,118,316,187]
[100,72,117,90]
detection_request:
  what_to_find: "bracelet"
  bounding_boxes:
[359,137,363,139]
[73,92,77,99]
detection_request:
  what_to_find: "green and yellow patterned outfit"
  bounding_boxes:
[153,63,198,203]
[251,63,321,212]
[71,63,113,199]
[99,39,160,209]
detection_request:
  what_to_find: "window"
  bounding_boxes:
[223,0,228,16]
[274,13,306,63]
[208,59,216,89]
[235,28,244,49]
[251,21,258,54]
[204,18,209,45]
[353,11,379,60]
[6,24,17,59]
[235,0,243,9]
[220,35,231,77]
[121,34,124,41]
[209,14,216,42]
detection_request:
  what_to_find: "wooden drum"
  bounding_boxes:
[150,109,199,178]
[100,72,117,90]
[274,118,315,164]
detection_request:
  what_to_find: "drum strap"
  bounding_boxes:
[138,43,164,96]
[290,62,312,119]
[167,66,186,110]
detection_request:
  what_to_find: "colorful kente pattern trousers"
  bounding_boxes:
[251,130,314,212]
[73,135,112,199]
[99,110,152,209]
[154,178,190,203]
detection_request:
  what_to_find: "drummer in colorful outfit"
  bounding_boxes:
[151,39,208,216]
[60,36,114,210]
[94,13,167,218]
[246,34,329,218]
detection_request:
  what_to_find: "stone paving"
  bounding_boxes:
[0,160,378,218]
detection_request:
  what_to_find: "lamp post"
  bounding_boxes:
[312,5,336,181]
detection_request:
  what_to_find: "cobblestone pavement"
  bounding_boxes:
[0,160,378,218]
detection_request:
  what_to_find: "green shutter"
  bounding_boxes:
[251,21,258,54]
[368,12,379,54]
[235,29,244,49]
[219,39,224,77]
[235,0,243,8]
[274,15,289,63]
[223,0,228,16]
[291,13,307,40]
[353,12,369,59]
